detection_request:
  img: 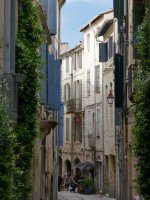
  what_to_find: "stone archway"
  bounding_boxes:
[65,159,71,176]
[73,157,80,165]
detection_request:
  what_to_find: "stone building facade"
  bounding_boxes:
[60,10,115,194]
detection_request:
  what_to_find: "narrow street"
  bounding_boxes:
[58,191,116,200]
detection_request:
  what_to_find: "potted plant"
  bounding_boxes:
[81,178,94,194]
[66,98,75,106]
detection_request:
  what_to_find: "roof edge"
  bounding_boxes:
[80,9,113,32]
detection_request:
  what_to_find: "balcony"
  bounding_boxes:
[66,98,82,113]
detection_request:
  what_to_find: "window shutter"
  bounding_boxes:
[66,57,69,73]
[48,0,57,35]
[113,0,124,28]
[79,80,82,99]
[72,54,76,70]
[74,81,76,99]
[114,54,124,108]
[96,109,100,136]
[87,70,90,94]
[40,43,47,104]
[108,36,113,59]
[79,123,82,142]
[53,59,61,109]
[47,54,54,109]
[99,43,107,62]
[79,51,82,68]
[95,66,100,92]
[47,55,61,110]
[59,103,64,146]
[68,84,70,99]
[66,118,69,141]
[64,84,66,103]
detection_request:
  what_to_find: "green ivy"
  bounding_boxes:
[133,8,150,200]
[15,0,42,199]
[0,79,15,200]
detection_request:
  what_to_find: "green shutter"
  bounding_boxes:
[114,54,124,108]
[132,2,145,58]
[113,0,124,28]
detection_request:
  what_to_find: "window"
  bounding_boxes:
[87,111,92,135]
[66,118,69,142]
[74,80,82,110]
[87,33,90,51]
[96,109,101,136]
[75,117,82,142]
[76,50,82,69]
[64,83,70,103]
[66,56,69,73]
[95,66,100,92]
[72,53,76,70]
[87,70,90,95]
[99,36,113,62]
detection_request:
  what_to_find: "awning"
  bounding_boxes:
[96,19,113,37]
[74,162,93,170]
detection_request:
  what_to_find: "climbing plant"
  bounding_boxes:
[133,8,150,200]
[15,0,43,199]
[0,79,15,200]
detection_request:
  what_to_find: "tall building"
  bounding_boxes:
[60,10,115,195]
[98,17,116,197]
[60,42,84,176]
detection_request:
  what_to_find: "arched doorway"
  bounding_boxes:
[65,159,71,176]
[74,157,80,165]
[59,156,62,176]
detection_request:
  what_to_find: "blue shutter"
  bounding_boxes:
[47,54,55,109]
[108,36,113,59]
[47,55,61,110]
[59,103,64,146]
[53,59,61,109]
[40,44,47,104]
[48,0,57,35]
[99,43,107,62]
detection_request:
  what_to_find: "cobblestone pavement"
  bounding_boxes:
[58,191,116,200]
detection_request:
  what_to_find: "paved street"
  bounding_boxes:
[58,191,115,200]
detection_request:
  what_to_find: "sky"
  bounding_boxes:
[61,0,113,49]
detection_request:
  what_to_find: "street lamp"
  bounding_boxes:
[107,90,114,107]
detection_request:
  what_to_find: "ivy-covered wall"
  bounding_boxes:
[14,0,42,199]
[133,8,150,200]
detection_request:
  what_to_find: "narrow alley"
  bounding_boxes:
[58,191,115,200]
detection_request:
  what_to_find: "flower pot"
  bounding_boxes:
[83,187,91,194]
